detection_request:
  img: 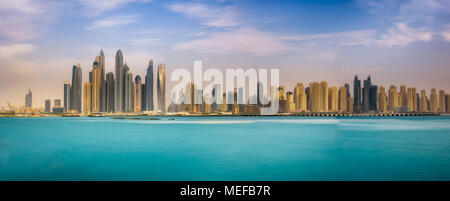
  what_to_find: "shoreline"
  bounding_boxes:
[0,112,445,118]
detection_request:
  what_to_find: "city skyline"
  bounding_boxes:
[6,47,448,116]
[1,0,450,107]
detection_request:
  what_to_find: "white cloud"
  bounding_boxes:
[87,15,138,30]
[442,27,450,41]
[174,28,292,56]
[0,43,35,58]
[78,0,151,16]
[127,38,162,46]
[280,29,377,46]
[0,0,62,41]
[376,23,433,46]
[168,3,238,27]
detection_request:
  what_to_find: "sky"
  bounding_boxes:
[1,0,450,107]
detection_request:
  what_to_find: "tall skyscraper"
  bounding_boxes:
[439,90,446,113]
[430,88,438,112]
[124,70,134,113]
[98,50,105,82]
[319,81,328,112]
[378,86,387,113]
[100,81,107,112]
[64,82,71,112]
[353,76,361,113]
[70,64,82,113]
[419,90,428,112]
[399,85,407,107]
[115,50,124,113]
[388,85,398,112]
[362,76,371,112]
[338,86,347,112]
[44,99,51,113]
[369,85,378,111]
[445,94,450,113]
[135,75,142,112]
[407,87,417,112]
[294,82,306,112]
[329,86,338,112]
[146,60,154,111]
[83,82,91,114]
[286,91,295,112]
[91,61,101,112]
[157,64,166,113]
[106,72,115,113]
[344,83,350,98]
[141,83,146,112]
[25,89,32,108]
[278,86,286,113]
[309,82,320,112]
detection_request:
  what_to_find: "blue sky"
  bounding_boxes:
[1,0,450,107]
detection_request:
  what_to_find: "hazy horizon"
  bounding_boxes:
[1,0,450,107]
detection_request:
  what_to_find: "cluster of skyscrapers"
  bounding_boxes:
[64,50,166,114]
[55,50,449,115]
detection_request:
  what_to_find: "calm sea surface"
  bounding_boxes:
[1,116,450,181]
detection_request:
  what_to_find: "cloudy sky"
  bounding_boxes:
[1,0,450,107]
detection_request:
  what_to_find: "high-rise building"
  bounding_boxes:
[91,61,101,112]
[344,83,350,98]
[286,91,295,112]
[320,81,328,112]
[70,64,82,113]
[278,86,285,101]
[399,85,408,107]
[44,99,51,113]
[98,50,105,82]
[124,70,134,113]
[146,60,154,111]
[329,86,338,112]
[419,90,428,112]
[54,99,61,107]
[83,82,91,114]
[353,76,361,113]
[378,86,387,113]
[278,86,286,113]
[388,85,398,112]
[64,82,71,112]
[362,76,371,112]
[141,83,146,112]
[157,64,166,113]
[309,82,320,112]
[222,93,227,112]
[135,75,142,112]
[257,81,263,106]
[430,88,438,112]
[369,85,378,111]
[106,72,115,113]
[407,87,417,112]
[294,82,306,112]
[347,97,353,113]
[122,63,130,110]
[115,50,124,113]
[25,89,32,108]
[446,94,450,112]
[100,81,107,112]
[439,90,446,113]
[338,86,347,113]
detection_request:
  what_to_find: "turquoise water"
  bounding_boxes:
[1,116,450,181]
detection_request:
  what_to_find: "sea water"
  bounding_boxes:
[1,116,450,181]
